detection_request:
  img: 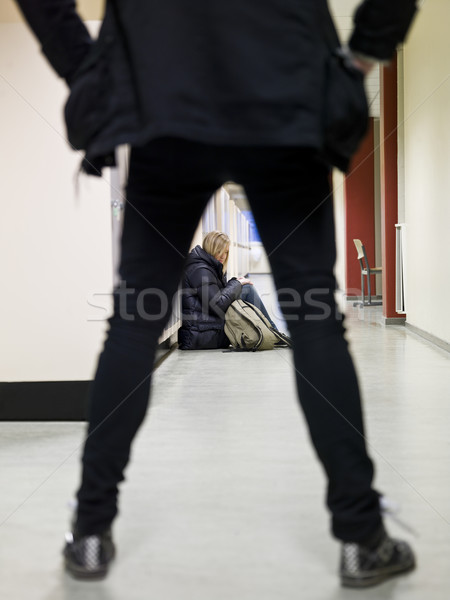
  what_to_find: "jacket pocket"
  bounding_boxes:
[64,38,112,150]
[322,52,369,172]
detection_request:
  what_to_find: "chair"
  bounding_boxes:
[353,239,382,306]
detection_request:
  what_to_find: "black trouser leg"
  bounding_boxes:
[76,141,221,534]
[238,148,381,542]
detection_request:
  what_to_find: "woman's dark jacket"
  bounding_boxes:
[178,246,242,350]
[16,1,417,172]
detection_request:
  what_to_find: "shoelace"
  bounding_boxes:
[380,496,419,537]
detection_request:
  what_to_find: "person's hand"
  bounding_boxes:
[349,56,374,76]
[237,277,253,285]
[337,46,375,77]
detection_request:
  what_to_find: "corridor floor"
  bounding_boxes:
[1,292,449,599]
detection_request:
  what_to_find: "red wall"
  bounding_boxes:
[344,119,377,296]
[380,60,403,319]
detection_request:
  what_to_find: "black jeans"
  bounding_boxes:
[76,138,381,542]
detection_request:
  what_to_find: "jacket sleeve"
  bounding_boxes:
[14,0,93,86]
[189,267,242,318]
[349,0,418,61]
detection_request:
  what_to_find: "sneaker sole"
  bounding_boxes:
[64,547,115,581]
[64,558,111,581]
[341,559,416,588]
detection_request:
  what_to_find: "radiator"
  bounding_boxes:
[395,223,406,314]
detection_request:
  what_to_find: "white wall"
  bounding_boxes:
[333,169,346,298]
[402,0,450,344]
[0,23,113,381]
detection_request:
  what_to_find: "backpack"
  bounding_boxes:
[224,300,291,351]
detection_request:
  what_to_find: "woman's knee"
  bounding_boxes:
[240,283,256,302]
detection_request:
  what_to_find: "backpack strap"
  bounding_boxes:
[270,329,293,348]
[228,300,264,350]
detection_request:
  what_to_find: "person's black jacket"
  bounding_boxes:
[178,246,242,350]
[15,1,417,173]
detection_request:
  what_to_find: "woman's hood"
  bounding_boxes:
[185,245,224,275]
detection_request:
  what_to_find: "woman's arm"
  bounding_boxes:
[14,0,93,86]
[190,267,242,319]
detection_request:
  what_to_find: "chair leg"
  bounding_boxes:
[367,273,372,304]
[361,273,366,305]
[353,274,364,307]
[366,273,382,306]
[353,273,364,306]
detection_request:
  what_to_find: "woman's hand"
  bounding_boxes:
[237,277,253,285]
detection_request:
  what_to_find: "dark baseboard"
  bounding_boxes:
[0,381,91,421]
[346,295,383,302]
[0,343,179,422]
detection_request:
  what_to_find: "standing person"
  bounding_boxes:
[179,230,279,350]
[15,0,418,587]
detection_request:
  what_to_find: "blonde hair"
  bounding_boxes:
[203,231,230,271]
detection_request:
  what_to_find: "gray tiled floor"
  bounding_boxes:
[1,279,449,599]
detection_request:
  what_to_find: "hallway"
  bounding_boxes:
[0,303,449,600]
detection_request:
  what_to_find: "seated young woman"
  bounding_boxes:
[178,230,278,350]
